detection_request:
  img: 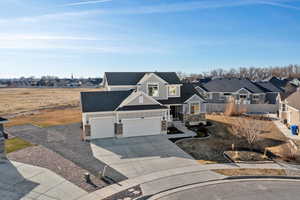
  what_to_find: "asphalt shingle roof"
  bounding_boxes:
[202,78,264,93]
[80,90,133,112]
[269,77,289,89]
[117,105,167,111]
[105,72,181,85]
[254,81,283,93]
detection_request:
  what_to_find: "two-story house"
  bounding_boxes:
[279,88,300,127]
[194,78,269,104]
[80,72,206,140]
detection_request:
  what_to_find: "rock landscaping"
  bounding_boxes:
[8,145,106,192]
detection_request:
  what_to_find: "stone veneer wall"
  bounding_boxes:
[115,123,123,136]
[183,113,206,123]
[161,120,167,132]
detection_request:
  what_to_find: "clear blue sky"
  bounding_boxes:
[1,0,300,78]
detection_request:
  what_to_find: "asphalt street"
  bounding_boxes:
[157,180,300,200]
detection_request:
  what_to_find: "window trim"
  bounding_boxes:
[168,85,179,97]
[147,83,160,97]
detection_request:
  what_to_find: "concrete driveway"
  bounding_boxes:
[91,135,200,178]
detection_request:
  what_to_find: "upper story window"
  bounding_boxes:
[148,84,159,97]
[168,85,178,96]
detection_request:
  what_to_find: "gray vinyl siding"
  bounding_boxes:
[118,110,167,121]
[83,112,115,125]
[126,95,157,106]
[206,91,266,104]
[138,75,168,100]
[211,93,220,101]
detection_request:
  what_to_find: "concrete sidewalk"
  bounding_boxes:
[0,160,87,200]
[79,162,288,200]
[169,121,197,138]
[274,120,300,140]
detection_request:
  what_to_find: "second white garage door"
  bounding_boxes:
[122,117,162,137]
[90,117,115,139]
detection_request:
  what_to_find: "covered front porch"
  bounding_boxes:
[167,105,183,122]
[166,103,206,126]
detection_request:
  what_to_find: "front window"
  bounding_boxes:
[252,95,259,100]
[169,86,177,96]
[148,84,159,97]
[240,94,247,99]
[190,102,200,114]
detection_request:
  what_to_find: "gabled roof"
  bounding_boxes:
[157,83,205,105]
[81,90,167,113]
[285,89,300,110]
[181,83,205,102]
[80,90,133,112]
[254,81,283,93]
[202,78,264,93]
[105,72,181,86]
[269,77,289,89]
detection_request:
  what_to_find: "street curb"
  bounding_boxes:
[225,175,300,180]
[145,176,300,200]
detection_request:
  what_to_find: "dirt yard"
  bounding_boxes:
[1,88,101,127]
[176,114,289,164]
[0,88,100,116]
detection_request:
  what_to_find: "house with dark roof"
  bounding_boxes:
[279,88,300,127]
[81,72,206,139]
[0,117,8,159]
[194,78,268,104]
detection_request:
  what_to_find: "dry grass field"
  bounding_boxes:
[0,88,101,127]
[0,88,100,116]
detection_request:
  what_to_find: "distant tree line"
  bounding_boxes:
[178,64,300,81]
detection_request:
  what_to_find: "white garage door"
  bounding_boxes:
[123,117,162,137]
[90,117,115,139]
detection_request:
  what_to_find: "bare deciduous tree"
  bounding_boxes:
[231,118,266,149]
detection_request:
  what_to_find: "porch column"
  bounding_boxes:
[168,105,171,121]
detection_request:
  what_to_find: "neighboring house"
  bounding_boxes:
[194,78,267,104]
[254,81,283,104]
[80,72,206,140]
[269,76,289,91]
[279,88,300,127]
[0,117,8,159]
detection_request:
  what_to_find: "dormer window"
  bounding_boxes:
[148,84,159,97]
[168,85,178,96]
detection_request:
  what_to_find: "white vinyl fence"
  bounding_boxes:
[205,103,279,114]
